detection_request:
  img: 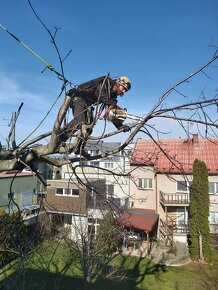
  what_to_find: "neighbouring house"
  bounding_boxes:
[62,140,134,210]
[43,136,218,248]
[61,140,160,247]
[24,159,53,191]
[72,140,134,172]
[0,170,38,214]
[44,178,110,241]
[37,160,53,182]
[43,141,135,242]
[62,167,131,210]
[0,168,50,227]
[130,134,218,244]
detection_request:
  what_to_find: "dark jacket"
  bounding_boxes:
[68,76,118,106]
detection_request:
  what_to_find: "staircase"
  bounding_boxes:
[159,218,174,246]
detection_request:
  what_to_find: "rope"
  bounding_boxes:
[0,23,67,82]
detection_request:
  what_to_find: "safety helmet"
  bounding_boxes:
[116,76,131,91]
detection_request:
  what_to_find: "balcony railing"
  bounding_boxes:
[172,224,189,234]
[108,197,129,211]
[160,218,189,238]
[160,191,190,206]
[210,224,218,234]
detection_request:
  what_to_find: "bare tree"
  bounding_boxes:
[0,1,218,186]
[0,52,217,182]
[64,210,123,286]
[1,2,218,289]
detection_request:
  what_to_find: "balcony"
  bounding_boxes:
[88,196,129,211]
[108,196,129,211]
[160,191,190,206]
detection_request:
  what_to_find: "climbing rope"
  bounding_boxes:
[0,23,67,82]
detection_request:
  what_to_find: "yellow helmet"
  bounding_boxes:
[116,76,131,91]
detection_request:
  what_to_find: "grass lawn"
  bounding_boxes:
[0,241,217,290]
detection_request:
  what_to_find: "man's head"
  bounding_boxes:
[114,76,131,95]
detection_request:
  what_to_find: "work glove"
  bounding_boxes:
[118,125,131,132]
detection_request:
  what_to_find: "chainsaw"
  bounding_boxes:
[106,107,143,123]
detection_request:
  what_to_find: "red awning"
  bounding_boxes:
[119,208,159,232]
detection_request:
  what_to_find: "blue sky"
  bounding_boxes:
[0,0,217,145]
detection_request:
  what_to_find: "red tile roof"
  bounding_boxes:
[130,136,218,174]
[119,208,159,232]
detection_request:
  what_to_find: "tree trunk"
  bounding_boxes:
[199,231,204,262]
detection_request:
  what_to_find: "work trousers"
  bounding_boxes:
[59,97,92,142]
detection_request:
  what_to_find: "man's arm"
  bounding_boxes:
[95,80,117,105]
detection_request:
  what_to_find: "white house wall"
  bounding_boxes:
[66,215,88,242]
[157,173,218,214]
[129,166,156,210]
[129,166,218,225]
[62,167,131,201]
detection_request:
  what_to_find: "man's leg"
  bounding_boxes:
[58,98,87,142]
[74,126,93,158]
[59,98,92,158]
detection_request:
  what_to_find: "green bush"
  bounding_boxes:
[0,210,27,266]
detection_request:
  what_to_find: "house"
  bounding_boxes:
[63,140,134,209]
[62,166,131,210]
[45,178,110,241]
[72,140,134,171]
[42,141,135,242]
[0,170,38,214]
[24,159,53,191]
[130,134,218,243]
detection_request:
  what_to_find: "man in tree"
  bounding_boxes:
[59,75,131,157]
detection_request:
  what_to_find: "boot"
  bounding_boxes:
[74,138,90,158]
[57,131,69,143]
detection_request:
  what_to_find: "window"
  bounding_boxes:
[56,188,79,197]
[209,182,218,194]
[91,149,99,156]
[137,178,153,189]
[56,188,63,195]
[88,218,100,238]
[176,181,192,192]
[107,184,114,197]
[209,212,218,224]
[88,187,96,208]
[90,161,99,167]
[176,209,187,227]
[105,162,113,169]
[65,188,71,195]
[123,149,132,157]
[72,189,79,196]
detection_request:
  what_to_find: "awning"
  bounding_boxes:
[119,208,159,232]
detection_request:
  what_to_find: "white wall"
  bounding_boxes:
[62,166,131,201]
[65,215,88,242]
[129,166,156,210]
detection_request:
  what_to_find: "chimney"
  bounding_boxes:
[192,134,199,147]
